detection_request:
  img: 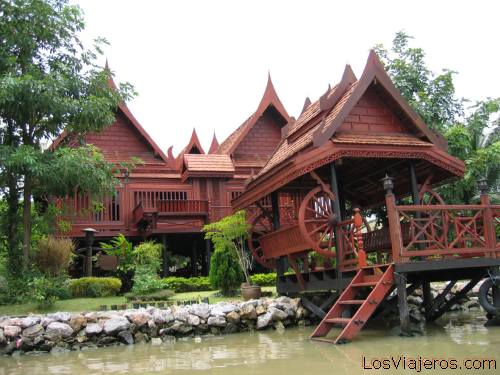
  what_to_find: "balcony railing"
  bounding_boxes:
[156,199,209,215]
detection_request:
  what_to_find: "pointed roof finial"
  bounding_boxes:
[208,131,219,154]
[301,97,312,115]
[256,72,291,120]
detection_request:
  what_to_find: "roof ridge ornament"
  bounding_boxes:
[208,131,219,154]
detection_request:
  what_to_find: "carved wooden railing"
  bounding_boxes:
[132,202,145,224]
[391,204,500,261]
[156,199,208,215]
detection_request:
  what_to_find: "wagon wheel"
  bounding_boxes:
[298,185,338,258]
[419,185,445,205]
[247,210,276,269]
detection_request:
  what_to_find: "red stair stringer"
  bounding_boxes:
[310,264,394,344]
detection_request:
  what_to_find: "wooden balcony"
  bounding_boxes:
[156,199,209,216]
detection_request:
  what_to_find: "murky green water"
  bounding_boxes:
[1,312,499,374]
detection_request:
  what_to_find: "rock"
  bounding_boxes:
[223,323,238,334]
[118,330,134,345]
[242,299,259,308]
[170,321,193,334]
[20,316,41,328]
[255,305,266,315]
[464,300,480,309]
[207,316,226,327]
[257,312,273,329]
[226,311,240,324]
[151,337,162,346]
[240,304,257,320]
[211,303,238,317]
[128,312,152,327]
[173,308,189,322]
[408,296,423,305]
[84,312,97,323]
[4,325,22,338]
[0,341,16,355]
[187,314,200,326]
[0,329,5,345]
[85,323,103,336]
[22,324,44,338]
[274,320,285,332]
[162,310,175,323]
[69,314,87,332]
[269,307,287,321]
[189,304,211,319]
[104,317,130,334]
[152,310,166,324]
[47,312,71,322]
[41,317,56,327]
[0,318,22,327]
[134,331,146,343]
[284,307,295,318]
[97,336,116,346]
[162,335,176,342]
[46,322,74,338]
[50,346,70,354]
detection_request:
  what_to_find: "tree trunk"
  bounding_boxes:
[22,171,32,267]
[6,171,21,275]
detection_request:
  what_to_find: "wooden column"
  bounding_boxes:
[395,272,411,336]
[478,178,496,258]
[330,163,343,276]
[191,239,198,276]
[382,176,402,263]
[272,192,286,276]
[162,234,169,277]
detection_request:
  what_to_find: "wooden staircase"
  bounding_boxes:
[310,264,394,344]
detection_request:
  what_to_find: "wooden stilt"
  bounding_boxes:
[329,163,342,278]
[271,191,287,276]
[395,272,411,336]
[191,239,198,276]
[422,281,433,319]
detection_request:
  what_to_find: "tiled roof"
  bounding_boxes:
[332,134,432,147]
[218,114,253,154]
[183,154,235,173]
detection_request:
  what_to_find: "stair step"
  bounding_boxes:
[325,317,351,325]
[339,299,364,305]
[352,281,378,287]
[311,337,337,344]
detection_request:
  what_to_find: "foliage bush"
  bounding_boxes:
[29,275,71,309]
[125,289,174,302]
[69,277,122,298]
[208,245,244,296]
[162,276,213,292]
[34,236,75,277]
[133,241,163,269]
[131,265,164,295]
[250,273,276,287]
[100,234,135,274]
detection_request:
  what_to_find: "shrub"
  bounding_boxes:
[209,245,244,296]
[34,236,75,277]
[250,273,276,286]
[133,241,163,269]
[131,265,163,295]
[69,277,122,298]
[125,289,174,302]
[161,276,213,292]
[29,275,71,309]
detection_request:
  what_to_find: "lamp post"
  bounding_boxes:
[83,228,97,277]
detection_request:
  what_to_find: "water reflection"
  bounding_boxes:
[1,312,499,375]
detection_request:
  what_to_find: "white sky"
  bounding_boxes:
[74,0,500,155]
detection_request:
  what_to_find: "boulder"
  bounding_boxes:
[0,328,6,345]
[84,312,97,323]
[46,322,74,338]
[173,307,189,322]
[255,305,266,315]
[0,318,22,327]
[69,314,87,332]
[4,325,22,338]
[170,321,193,334]
[97,336,116,346]
[118,330,134,345]
[22,324,44,338]
[128,312,152,327]
[47,312,71,322]
[207,316,226,327]
[256,312,273,329]
[240,304,257,320]
[187,314,200,326]
[152,310,166,324]
[20,316,41,328]
[269,307,288,321]
[226,311,240,324]
[103,317,130,334]
[41,317,56,327]
[85,323,103,336]
[189,304,211,320]
[223,323,239,334]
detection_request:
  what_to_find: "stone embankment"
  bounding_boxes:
[0,297,311,356]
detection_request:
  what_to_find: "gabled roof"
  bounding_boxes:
[50,64,169,164]
[218,73,291,155]
[208,132,219,154]
[181,154,235,181]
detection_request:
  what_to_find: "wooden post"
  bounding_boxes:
[395,272,411,336]
[382,176,402,263]
[478,178,496,258]
[191,239,198,276]
[353,208,366,268]
[162,234,169,277]
[422,281,433,319]
[271,192,287,276]
[330,163,343,275]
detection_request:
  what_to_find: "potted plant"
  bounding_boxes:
[204,210,261,300]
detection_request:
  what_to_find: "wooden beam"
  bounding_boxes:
[300,296,326,319]
[272,191,287,277]
[395,272,412,336]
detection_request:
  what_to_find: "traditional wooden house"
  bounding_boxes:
[233,51,500,343]
[53,71,291,276]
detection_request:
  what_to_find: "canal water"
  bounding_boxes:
[1,312,499,374]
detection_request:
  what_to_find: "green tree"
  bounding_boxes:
[0,0,135,271]
[375,31,499,202]
[204,210,251,285]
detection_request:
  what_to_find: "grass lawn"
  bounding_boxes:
[0,286,277,316]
